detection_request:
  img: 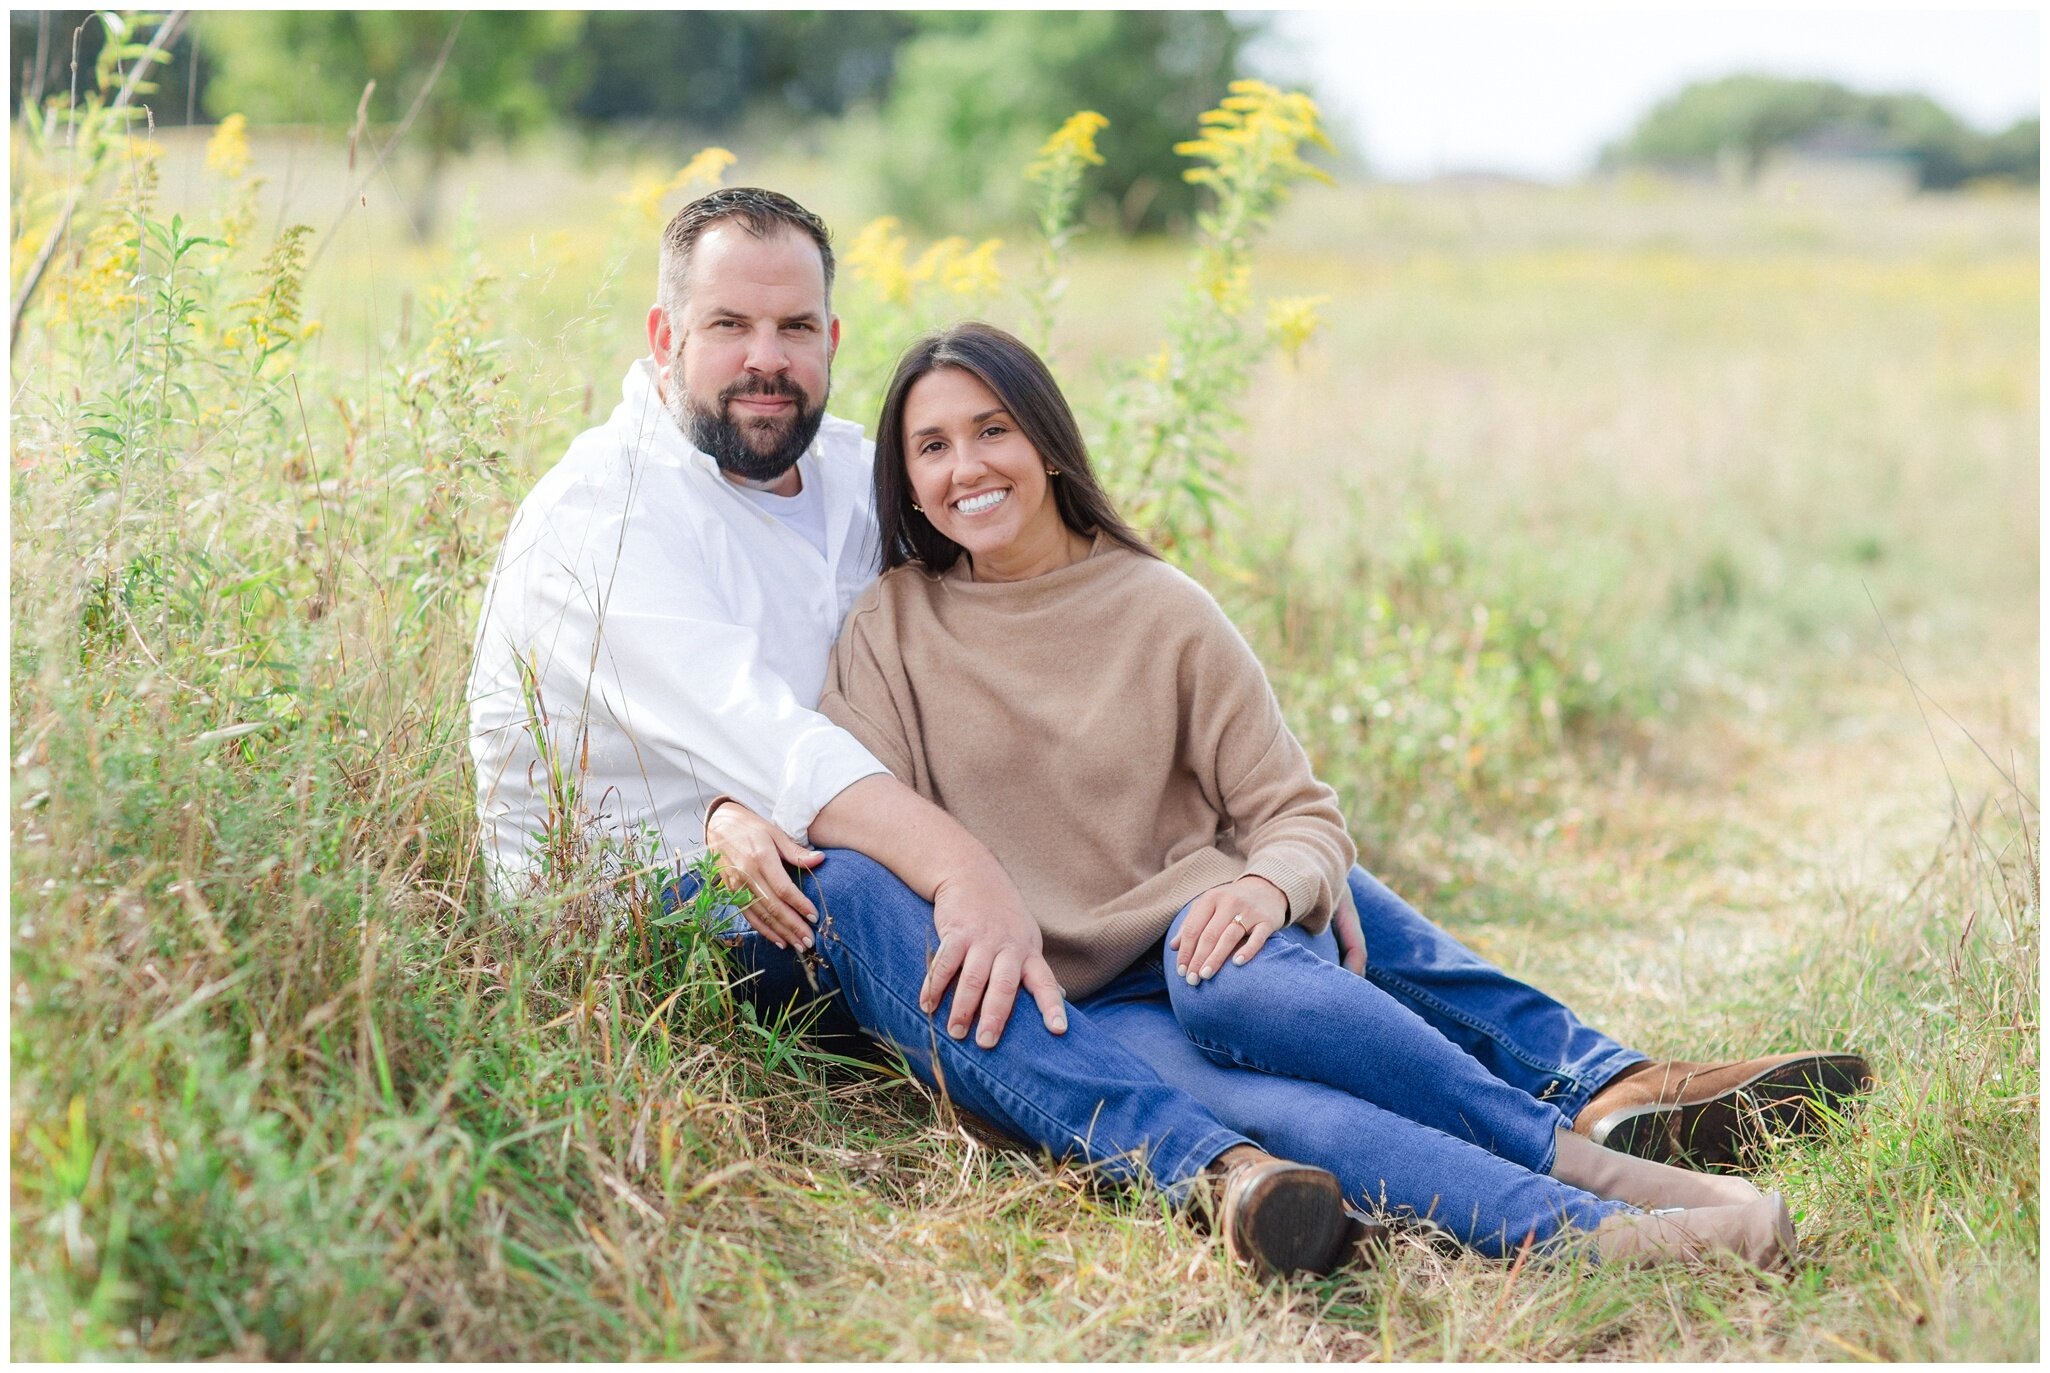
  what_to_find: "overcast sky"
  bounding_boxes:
[1257,8,2041,180]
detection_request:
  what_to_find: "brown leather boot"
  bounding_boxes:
[1575,1053,1875,1166]
[1550,1128,1763,1210]
[1202,1146,1383,1278]
[1592,1193,1797,1274]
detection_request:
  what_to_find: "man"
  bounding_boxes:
[467,187,1869,1263]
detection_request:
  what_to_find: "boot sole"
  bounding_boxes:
[1231,1168,1353,1277]
[1590,1053,1874,1167]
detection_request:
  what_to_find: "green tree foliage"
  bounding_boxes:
[569,11,915,130]
[870,11,1256,234]
[197,10,586,233]
[1605,73,2039,189]
[10,10,206,123]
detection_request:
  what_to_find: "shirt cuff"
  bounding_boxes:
[702,793,741,846]
[1243,852,1329,931]
[771,724,890,845]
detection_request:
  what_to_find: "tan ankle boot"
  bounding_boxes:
[1575,1053,1875,1166]
[1200,1146,1384,1277]
[1551,1128,1763,1210]
[1592,1193,1797,1273]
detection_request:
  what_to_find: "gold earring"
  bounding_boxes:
[911,503,923,513]
[1046,467,1060,476]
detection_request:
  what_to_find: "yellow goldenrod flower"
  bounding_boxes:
[1177,80,1335,191]
[845,216,913,305]
[1265,293,1330,363]
[1202,261,1252,313]
[618,171,672,222]
[618,147,738,224]
[675,145,737,192]
[909,236,967,288]
[942,237,1004,297]
[46,216,140,325]
[205,113,251,181]
[230,224,313,366]
[1027,110,1109,182]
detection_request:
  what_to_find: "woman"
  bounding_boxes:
[815,321,1794,1269]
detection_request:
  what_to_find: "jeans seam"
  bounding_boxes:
[1363,963,1577,1084]
[1551,1047,1651,1119]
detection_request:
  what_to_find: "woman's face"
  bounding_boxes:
[902,366,1068,576]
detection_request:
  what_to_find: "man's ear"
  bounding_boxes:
[646,304,673,365]
[828,313,841,362]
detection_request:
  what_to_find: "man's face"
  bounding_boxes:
[650,223,839,486]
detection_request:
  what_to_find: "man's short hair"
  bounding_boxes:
[657,187,836,320]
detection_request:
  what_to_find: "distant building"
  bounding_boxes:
[1755,124,1920,201]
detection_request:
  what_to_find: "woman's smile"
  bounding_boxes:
[953,488,1009,515]
[902,365,1085,581]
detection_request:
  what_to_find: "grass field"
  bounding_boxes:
[10,126,2039,1359]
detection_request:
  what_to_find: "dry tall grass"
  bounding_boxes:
[11,126,2037,1359]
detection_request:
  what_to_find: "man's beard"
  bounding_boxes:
[675,374,828,485]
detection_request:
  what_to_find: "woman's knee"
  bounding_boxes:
[802,847,894,897]
[1162,923,1274,1041]
[798,848,938,970]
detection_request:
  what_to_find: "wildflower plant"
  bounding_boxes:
[1022,109,1109,356]
[617,145,737,226]
[10,33,2037,1361]
[10,12,180,347]
[1094,80,1336,556]
[833,216,1006,426]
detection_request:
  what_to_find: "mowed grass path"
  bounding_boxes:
[12,134,2037,1358]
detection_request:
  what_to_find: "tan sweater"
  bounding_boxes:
[820,539,1356,999]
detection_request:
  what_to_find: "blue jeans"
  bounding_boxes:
[673,850,1248,1200]
[1102,900,1629,1254]
[677,852,1643,1251]
[1344,867,1646,1121]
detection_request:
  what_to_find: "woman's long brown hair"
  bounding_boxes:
[871,320,1156,573]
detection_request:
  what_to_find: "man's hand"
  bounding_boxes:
[1334,892,1367,975]
[922,860,1069,1048]
[1170,875,1289,983]
[704,800,825,950]
[808,774,1070,1050]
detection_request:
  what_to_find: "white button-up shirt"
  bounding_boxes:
[467,357,889,888]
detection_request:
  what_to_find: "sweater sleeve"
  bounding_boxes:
[818,587,922,791]
[1177,582,1355,932]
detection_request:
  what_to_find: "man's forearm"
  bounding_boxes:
[799,774,1068,1039]
[806,774,1005,900]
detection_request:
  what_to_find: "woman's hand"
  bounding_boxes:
[1334,894,1367,975]
[1170,875,1289,984]
[704,799,825,950]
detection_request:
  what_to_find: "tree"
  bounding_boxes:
[869,12,1260,235]
[1603,72,2039,190]
[568,12,915,132]
[11,10,207,124]
[197,10,585,237]
[1979,116,2040,186]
